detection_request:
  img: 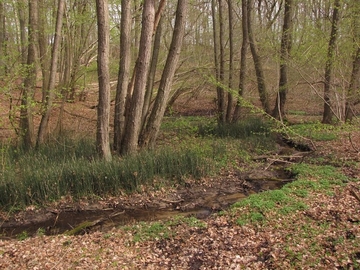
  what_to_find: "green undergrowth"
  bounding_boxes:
[0,141,211,209]
[231,163,350,226]
[0,116,276,210]
[122,216,207,243]
[287,121,358,141]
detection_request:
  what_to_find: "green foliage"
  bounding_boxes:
[125,215,206,242]
[131,221,172,242]
[0,135,223,209]
[288,122,356,141]
[233,163,348,225]
[197,117,271,139]
[16,231,29,241]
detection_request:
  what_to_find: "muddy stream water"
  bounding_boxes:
[0,167,294,239]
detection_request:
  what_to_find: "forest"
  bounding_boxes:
[0,0,359,269]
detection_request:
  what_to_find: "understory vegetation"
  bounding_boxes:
[1,115,359,268]
[0,116,276,210]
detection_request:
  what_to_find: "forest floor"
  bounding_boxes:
[0,89,360,269]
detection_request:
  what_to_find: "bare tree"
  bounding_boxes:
[37,0,65,146]
[20,0,39,148]
[140,0,187,148]
[233,0,249,122]
[121,0,155,155]
[272,0,293,121]
[211,0,226,124]
[248,0,270,114]
[95,0,112,161]
[345,0,360,122]
[114,0,132,153]
[322,0,340,124]
[225,0,234,123]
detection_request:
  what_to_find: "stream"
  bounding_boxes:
[0,167,294,239]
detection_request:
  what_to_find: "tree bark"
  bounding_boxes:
[17,0,27,64]
[247,0,270,114]
[345,0,360,122]
[139,0,187,148]
[225,0,234,123]
[233,0,249,122]
[0,1,5,75]
[322,0,340,124]
[95,0,112,161]
[272,0,293,121]
[114,0,132,153]
[37,0,65,146]
[121,0,155,155]
[142,15,163,128]
[19,0,38,148]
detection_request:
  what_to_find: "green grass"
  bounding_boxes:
[0,116,275,210]
[232,163,349,226]
[123,215,207,242]
[288,122,358,141]
[0,142,214,208]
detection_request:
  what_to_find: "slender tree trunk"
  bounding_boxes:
[272,0,293,121]
[95,0,112,161]
[37,0,65,146]
[114,0,132,153]
[17,0,27,64]
[38,0,50,103]
[211,0,225,124]
[139,0,187,148]
[233,0,249,122]
[0,1,5,75]
[142,15,163,127]
[121,0,155,155]
[322,0,340,124]
[20,0,38,148]
[247,0,270,114]
[225,0,234,123]
[345,0,360,122]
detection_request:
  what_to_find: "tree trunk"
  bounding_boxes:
[121,0,155,155]
[17,0,27,64]
[345,0,360,122]
[233,0,249,122]
[114,0,132,153]
[139,0,187,148]
[38,0,50,103]
[272,0,293,121]
[0,1,5,75]
[37,0,65,146]
[322,0,340,124]
[95,0,112,161]
[19,0,38,148]
[225,0,234,123]
[211,0,226,124]
[142,15,163,128]
[247,0,270,114]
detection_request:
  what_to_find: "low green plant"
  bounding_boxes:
[232,163,347,225]
[124,215,206,242]
[132,221,172,242]
[17,231,29,241]
[36,228,45,236]
[288,122,347,141]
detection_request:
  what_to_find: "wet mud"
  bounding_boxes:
[0,167,294,239]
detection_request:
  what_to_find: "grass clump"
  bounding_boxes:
[0,134,224,209]
[198,116,271,139]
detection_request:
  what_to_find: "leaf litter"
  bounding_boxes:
[0,131,359,269]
